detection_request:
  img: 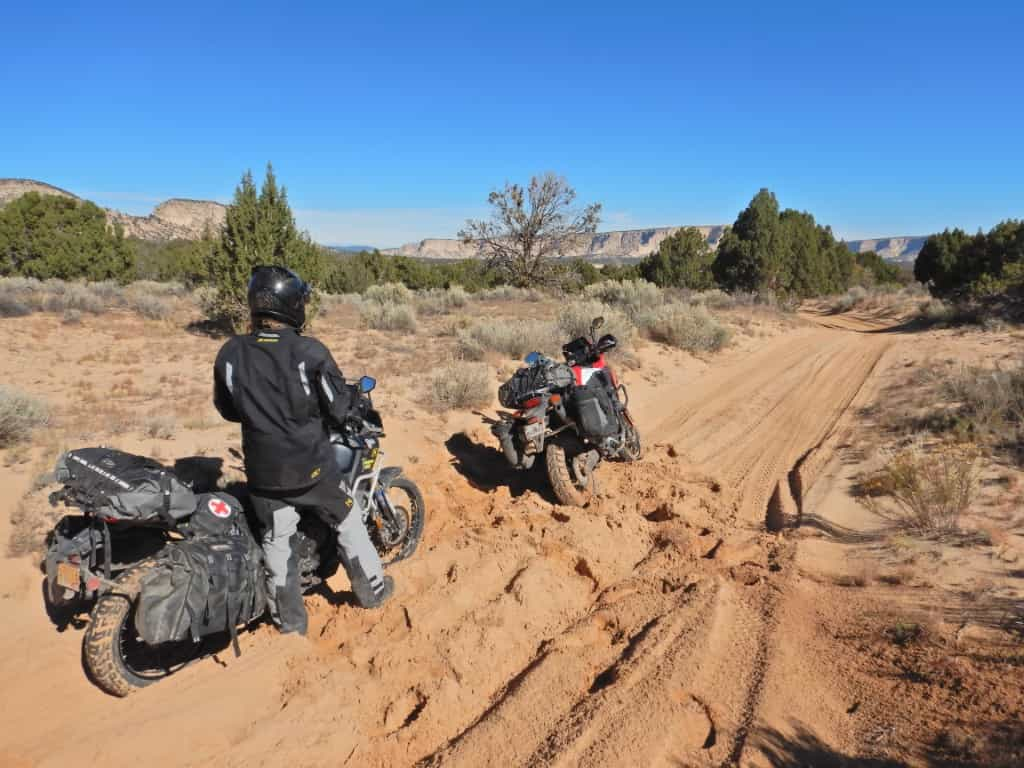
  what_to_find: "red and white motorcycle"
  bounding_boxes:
[493,317,642,506]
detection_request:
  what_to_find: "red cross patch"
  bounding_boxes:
[207,498,232,518]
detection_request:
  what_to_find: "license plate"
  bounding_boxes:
[524,422,545,440]
[56,562,80,590]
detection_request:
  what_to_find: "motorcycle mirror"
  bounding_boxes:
[358,375,376,393]
[524,351,541,365]
[592,316,605,331]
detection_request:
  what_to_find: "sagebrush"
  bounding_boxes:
[640,303,730,353]
[424,362,491,410]
[0,388,50,448]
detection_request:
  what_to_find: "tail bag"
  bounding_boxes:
[53,447,196,525]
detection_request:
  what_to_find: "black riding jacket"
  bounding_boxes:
[213,328,357,492]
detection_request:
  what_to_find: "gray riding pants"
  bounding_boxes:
[251,480,388,634]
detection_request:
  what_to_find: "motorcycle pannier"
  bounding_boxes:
[53,448,196,524]
[570,386,618,438]
[136,493,266,655]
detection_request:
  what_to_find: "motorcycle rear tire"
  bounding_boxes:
[83,560,194,697]
[545,442,595,507]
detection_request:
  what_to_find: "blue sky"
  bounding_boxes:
[3,1,1022,246]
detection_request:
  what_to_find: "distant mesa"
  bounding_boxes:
[0,178,926,263]
[0,178,226,241]
[383,225,925,264]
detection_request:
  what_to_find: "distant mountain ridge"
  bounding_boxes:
[0,178,226,241]
[383,226,925,264]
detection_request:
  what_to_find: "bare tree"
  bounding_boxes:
[459,173,602,287]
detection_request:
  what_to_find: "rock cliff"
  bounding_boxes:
[383,224,923,264]
[0,179,226,241]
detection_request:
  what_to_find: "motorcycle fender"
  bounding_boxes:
[379,466,403,486]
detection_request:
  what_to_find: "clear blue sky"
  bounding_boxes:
[3,1,1022,246]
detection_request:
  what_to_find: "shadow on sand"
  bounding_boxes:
[444,432,558,504]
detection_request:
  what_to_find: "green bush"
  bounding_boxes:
[640,303,731,353]
[639,227,716,289]
[915,221,1024,299]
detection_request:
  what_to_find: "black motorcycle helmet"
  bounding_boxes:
[247,265,311,329]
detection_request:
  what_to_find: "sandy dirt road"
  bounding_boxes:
[0,317,897,768]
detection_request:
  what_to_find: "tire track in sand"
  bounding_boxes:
[422,323,893,768]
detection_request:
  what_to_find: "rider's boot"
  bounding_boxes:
[335,500,394,609]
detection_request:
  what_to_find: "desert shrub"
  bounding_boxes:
[58,284,107,314]
[424,362,491,410]
[364,282,413,305]
[415,285,470,315]
[475,286,545,302]
[438,314,473,337]
[0,388,50,447]
[8,494,60,557]
[639,303,731,353]
[62,308,82,325]
[688,289,737,310]
[359,301,417,332]
[917,298,979,326]
[582,279,662,318]
[858,441,980,533]
[130,295,172,320]
[127,280,188,298]
[446,285,469,307]
[558,300,634,348]
[143,414,176,439]
[456,319,562,361]
[943,365,1024,451]
[0,294,31,317]
[832,285,869,312]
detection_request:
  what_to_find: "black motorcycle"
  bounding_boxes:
[493,317,642,506]
[45,376,425,696]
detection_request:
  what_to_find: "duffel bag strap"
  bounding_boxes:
[157,472,177,528]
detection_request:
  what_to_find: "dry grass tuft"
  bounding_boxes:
[858,440,981,534]
[143,414,177,440]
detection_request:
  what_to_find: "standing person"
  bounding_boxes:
[213,265,393,636]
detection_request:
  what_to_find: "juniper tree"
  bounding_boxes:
[459,173,601,287]
[206,164,326,330]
